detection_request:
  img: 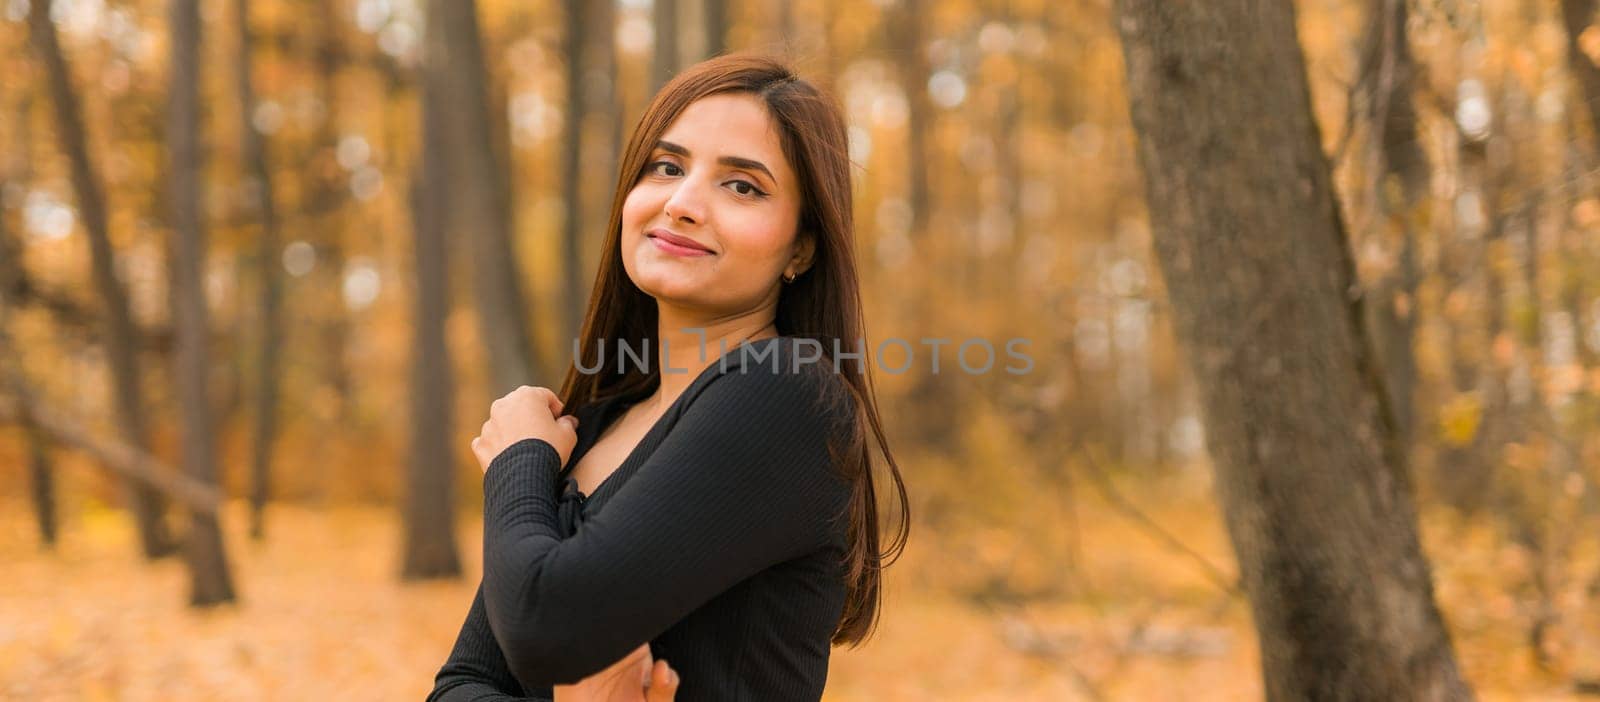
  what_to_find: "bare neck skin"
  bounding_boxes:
[642,298,779,415]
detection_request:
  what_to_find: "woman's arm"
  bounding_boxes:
[428,584,553,702]
[479,364,853,690]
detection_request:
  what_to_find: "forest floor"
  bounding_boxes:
[2,469,1598,701]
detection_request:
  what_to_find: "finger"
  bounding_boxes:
[645,660,678,702]
[558,415,579,433]
[531,386,563,416]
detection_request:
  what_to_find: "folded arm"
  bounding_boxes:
[427,584,552,702]
[479,366,852,689]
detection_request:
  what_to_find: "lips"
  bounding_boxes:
[646,229,714,256]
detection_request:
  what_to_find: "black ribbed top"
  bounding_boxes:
[427,336,856,701]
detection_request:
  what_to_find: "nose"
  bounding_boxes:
[662,177,709,225]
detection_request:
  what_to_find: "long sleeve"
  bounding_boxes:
[427,584,553,702]
[479,362,853,690]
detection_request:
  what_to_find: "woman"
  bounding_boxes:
[427,53,908,702]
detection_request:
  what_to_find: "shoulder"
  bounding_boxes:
[708,336,857,426]
[668,337,860,461]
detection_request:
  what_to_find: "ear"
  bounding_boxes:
[786,231,817,279]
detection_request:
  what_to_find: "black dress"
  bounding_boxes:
[427,336,856,701]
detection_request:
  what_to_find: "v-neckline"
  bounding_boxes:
[560,336,784,509]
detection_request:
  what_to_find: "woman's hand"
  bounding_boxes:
[552,644,678,702]
[471,385,579,473]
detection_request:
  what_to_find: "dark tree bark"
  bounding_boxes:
[25,418,57,548]
[167,0,237,606]
[27,0,178,560]
[889,0,930,241]
[1113,1,1471,699]
[401,49,463,580]
[310,0,353,419]
[561,0,589,344]
[1560,0,1600,371]
[700,0,726,58]
[704,0,727,57]
[0,377,226,516]
[1562,0,1600,152]
[561,0,619,346]
[233,0,284,542]
[652,0,679,91]
[0,181,57,550]
[428,0,542,396]
[885,0,963,453]
[1356,0,1426,445]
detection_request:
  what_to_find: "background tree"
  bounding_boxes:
[232,0,285,541]
[27,0,177,560]
[652,0,679,91]
[401,0,466,580]
[430,0,543,395]
[1114,0,1471,697]
[167,0,236,606]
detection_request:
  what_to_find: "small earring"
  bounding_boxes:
[782,271,796,284]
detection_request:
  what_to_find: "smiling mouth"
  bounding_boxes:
[646,230,714,256]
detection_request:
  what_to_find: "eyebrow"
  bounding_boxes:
[656,140,777,186]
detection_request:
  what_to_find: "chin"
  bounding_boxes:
[631,269,708,305]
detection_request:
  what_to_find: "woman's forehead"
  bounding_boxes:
[661,94,787,163]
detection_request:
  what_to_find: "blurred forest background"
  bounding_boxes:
[4,0,1600,698]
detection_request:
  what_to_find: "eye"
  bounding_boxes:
[727,179,767,198]
[647,160,683,177]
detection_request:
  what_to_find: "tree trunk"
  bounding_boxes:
[0,181,57,550]
[403,10,464,580]
[890,0,930,242]
[1560,0,1600,371]
[560,0,619,348]
[1113,1,1471,699]
[28,0,178,560]
[703,0,726,58]
[561,0,589,345]
[233,0,284,541]
[167,0,237,606]
[309,0,353,422]
[25,417,58,548]
[0,378,226,515]
[1562,0,1600,151]
[427,0,541,396]
[652,0,679,92]
[1357,0,1425,446]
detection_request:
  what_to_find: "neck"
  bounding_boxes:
[648,302,778,412]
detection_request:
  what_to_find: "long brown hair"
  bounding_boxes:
[556,53,908,646]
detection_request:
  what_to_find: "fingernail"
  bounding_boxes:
[669,670,679,686]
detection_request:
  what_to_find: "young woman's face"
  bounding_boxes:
[620,92,811,315]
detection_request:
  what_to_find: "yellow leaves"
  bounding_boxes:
[1492,331,1517,367]
[1501,441,1541,473]
[978,53,1019,88]
[1390,290,1413,319]
[1564,472,1586,499]
[1438,392,1483,447]
[1442,287,1472,322]
[1581,25,1600,68]
[1510,48,1541,93]
[1572,198,1600,228]
[1542,363,1587,399]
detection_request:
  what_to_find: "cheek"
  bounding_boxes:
[720,216,795,270]
[620,185,652,230]
[619,185,658,248]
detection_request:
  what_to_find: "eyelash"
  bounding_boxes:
[645,160,768,199]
